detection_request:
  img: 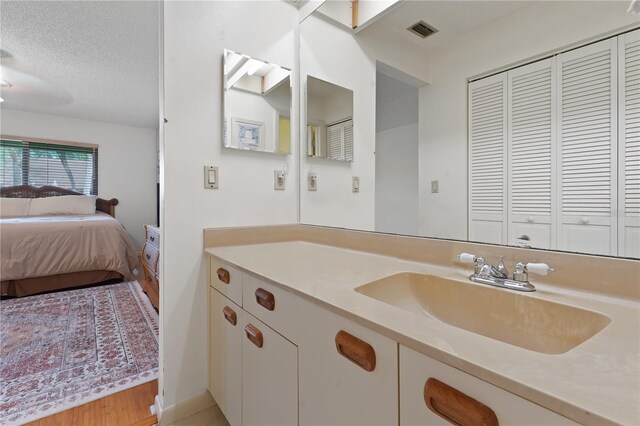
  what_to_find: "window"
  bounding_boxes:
[0,138,98,195]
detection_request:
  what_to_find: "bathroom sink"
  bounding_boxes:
[355,273,610,354]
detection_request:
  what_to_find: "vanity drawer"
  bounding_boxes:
[144,224,160,248]
[142,242,159,274]
[242,273,299,343]
[399,345,578,425]
[210,257,243,306]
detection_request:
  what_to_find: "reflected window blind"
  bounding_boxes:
[326,119,353,161]
[0,139,98,195]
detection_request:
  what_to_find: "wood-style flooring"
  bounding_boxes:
[23,380,158,426]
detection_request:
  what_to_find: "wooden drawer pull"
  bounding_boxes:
[335,330,376,372]
[245,323,263,348]
[424,378,499,426]
[216,268,230,284]
[255,288,275,311]
[223,306,237,326]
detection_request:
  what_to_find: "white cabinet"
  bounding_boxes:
[242,311,298,426]
[208,256,583,425]
[298,300,398,426]
[209,287,243,426]
[399,345,577,426]
[618,29,640,258]
[557,38,618,256]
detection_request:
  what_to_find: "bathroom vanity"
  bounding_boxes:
[204,225,639,426]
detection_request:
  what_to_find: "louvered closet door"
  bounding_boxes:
[469,73,508,244]
[557,38,618,256]
[619,29,640,259]
[507,58,556,249]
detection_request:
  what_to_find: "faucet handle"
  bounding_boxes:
[526,263,555,276]
[457,253,477,264]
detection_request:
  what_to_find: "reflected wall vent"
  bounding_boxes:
[407,21,438,39]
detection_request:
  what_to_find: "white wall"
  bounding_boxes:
[419,1,639,240]
[0,109,157,249]
[375,71,419,235]
[162,0,298,410]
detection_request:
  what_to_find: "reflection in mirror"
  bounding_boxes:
[306,76,354,161]
[223,49,291,154]
[299,2,639,259]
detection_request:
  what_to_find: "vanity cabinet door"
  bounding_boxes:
[399,345,578,425]
[209,287,243,426]
[242,311,298,426]
[298,300,398,426]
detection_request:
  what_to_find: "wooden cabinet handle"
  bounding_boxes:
[424,378,499,426]
[245,323,263,348]
[223,306,237,326]
[255,288,275,311]
[335,330,376,372]
[217,268,230,284]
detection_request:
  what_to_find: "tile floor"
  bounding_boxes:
[166,404,229,426]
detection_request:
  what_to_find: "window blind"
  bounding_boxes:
[0,139,98,195]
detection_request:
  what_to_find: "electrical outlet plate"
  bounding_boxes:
[204,166,218,189]
[308,173,317,191]
[352,176,360,193]
[274,170,286,190]
[431,180,439,193]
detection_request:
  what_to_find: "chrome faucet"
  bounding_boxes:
[457,253,555,292]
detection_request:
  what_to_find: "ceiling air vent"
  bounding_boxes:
[407,21,438,39]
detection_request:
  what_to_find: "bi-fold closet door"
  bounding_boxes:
[556,38,617,256]
[469,30,639,257]
[618,30,640,258]
[507,58,556,250]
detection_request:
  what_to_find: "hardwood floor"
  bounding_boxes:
[24,380,158,426]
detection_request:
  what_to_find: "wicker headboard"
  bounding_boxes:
[0,185,119,217]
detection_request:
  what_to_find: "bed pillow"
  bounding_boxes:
[28,195,98,216]
[0,198,32,218]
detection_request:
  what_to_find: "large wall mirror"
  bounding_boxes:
[224,49,292,154]
[299,1,639,259]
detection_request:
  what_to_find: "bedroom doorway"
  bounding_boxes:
[0,1,161,424]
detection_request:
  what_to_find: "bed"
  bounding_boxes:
[0,185,139,297]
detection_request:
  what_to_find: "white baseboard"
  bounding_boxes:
[156,391,215,425]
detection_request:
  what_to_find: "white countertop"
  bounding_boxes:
[205,241,640,425]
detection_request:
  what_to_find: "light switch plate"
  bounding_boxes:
[431,180,439,193]
[205,166,218,189]
[352,176,360,193]
[308,173,317,191]
[274,170,286,190]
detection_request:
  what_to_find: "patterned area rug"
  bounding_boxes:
[0,281,159,425]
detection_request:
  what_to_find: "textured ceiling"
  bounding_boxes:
[1,1,159,128]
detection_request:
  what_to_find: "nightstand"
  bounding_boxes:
[141,224,159,311]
